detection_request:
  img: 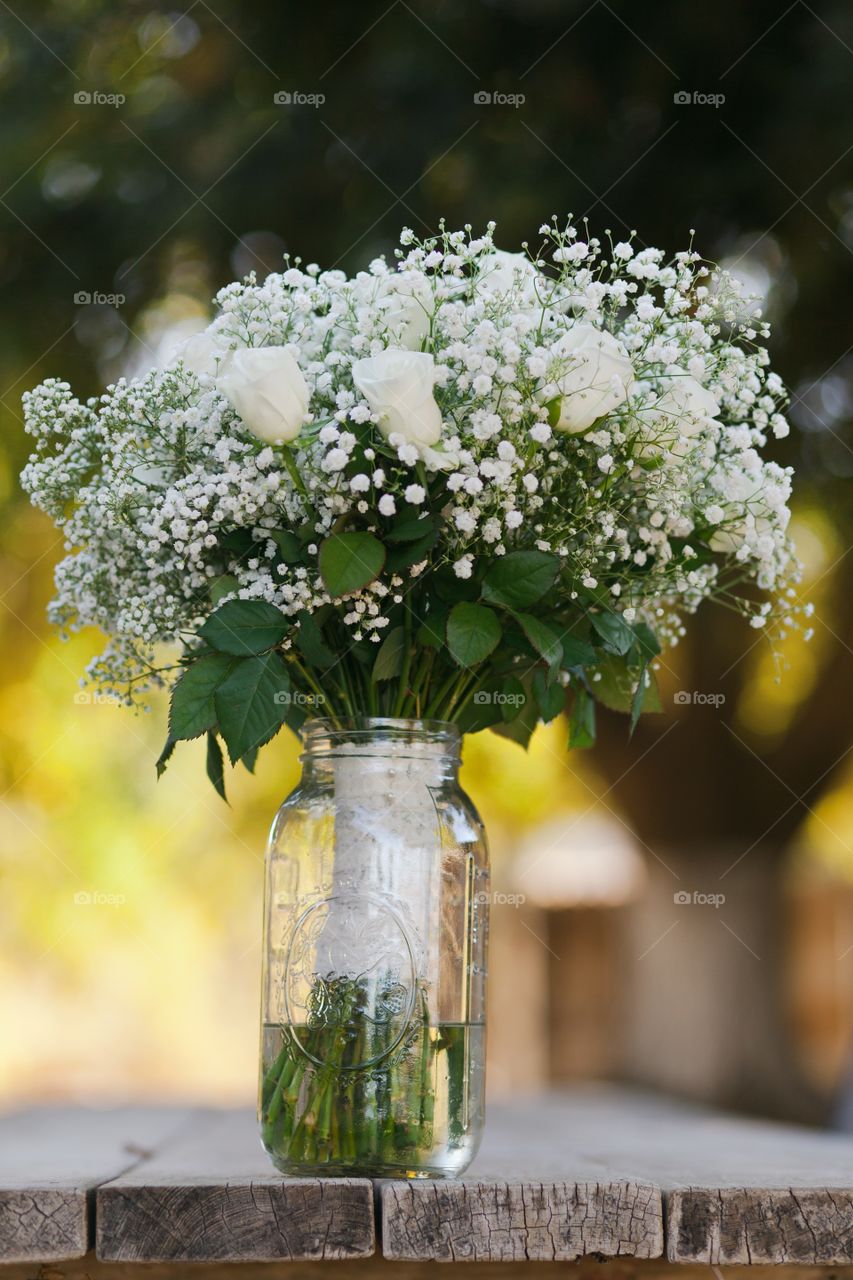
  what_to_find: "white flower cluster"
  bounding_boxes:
[22,220,800,701]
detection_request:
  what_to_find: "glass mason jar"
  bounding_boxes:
[258,717,489,1177]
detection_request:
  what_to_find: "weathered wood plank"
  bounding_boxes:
[669,1187,853,1265]
[381,1094,664,1262]
[95,1109,374,1262]
[381,1089,853,1264]
[522,1090,853,1264]
[383,1179,662,1262]
[0,1256,851,1280]
[7,1090,853,1265]
[0,1108,189,1264]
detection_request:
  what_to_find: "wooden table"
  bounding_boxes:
[2,1088,853,1274]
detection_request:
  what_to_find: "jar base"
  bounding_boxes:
[260,1020,485,1182]
[264,1156,475,1179]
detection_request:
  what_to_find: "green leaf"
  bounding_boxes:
[221,528,259,560]
[482,550,560,609]
[446,602,502,668]
[384,525,438,573]
[630,665,649,735]
[210,574,239,605]
[169,653,234,740]
[501,627,539,659]
[588,654,633,712]
[214,653,291,765]
[199,600,288,656]
[433,568,480,604]
[280,698,308,734]
[295,610,337,669]
[591,610,635,657]
[372,625,406,681]
[546,396,562,428]
[630,621,661,664]
[456,679,505,733]
[568,687,596,749]
[627,625,661,735]
[319,531,385,596]
[386,507,435,543]
[562,632,598,669]
[590,653,663,715]
[500,674,528,722]
[490,688,538,748]
[417,605,448,650]
[348,639,375,668]
[458,673,530,734]
[270,529,302,563]
[155,736,176,779]
[515,612,563,671]
[533,670,566,722]
[206,732,227,801]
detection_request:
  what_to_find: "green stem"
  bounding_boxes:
[288,656,343,719]
[448,673,482,723]
[263,976,449,1171]
[280,445,309,499]
[423,667,461,719]
[336,659,359,718]
[445,669,476,718]
[400,649,432,718]
[393,609,414,717]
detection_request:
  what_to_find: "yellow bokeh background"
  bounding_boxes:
[0,501,592,1102]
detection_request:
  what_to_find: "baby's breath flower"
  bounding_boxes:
[21,219,801,732]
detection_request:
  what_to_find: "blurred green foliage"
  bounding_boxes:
[2,0,851,494]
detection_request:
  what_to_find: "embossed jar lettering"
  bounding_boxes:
[283,892,417,1068]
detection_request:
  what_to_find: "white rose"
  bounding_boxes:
[637,368,721,459]
[649,368,720,437]
[479,249,538,297]
[217,346,309,444]
[366,271,432,350]
[177,331,229,379]
[352,348,443,447]
[709,508,788,555]
[552,324,635,433]
[708,520,747,554]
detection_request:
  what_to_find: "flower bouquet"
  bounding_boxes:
[22,219,801,1174]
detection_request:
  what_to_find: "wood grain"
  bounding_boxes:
[0,1108,188,1263]
[383,1179,662,1262]
[0,1257,847,1280]
[382,1089,853,1264]
[6,1089,853,1266]
[381,1093,664,1262]
[95,1109,374,1262]
[669,1188,853,1265]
